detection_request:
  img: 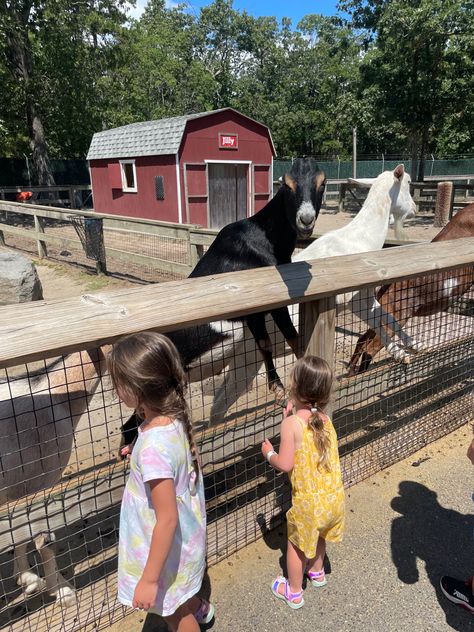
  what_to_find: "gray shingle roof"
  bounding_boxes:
[87,108,275,160]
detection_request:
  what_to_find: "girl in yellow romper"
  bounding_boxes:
[262,355,345,609]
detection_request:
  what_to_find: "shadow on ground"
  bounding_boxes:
[391,480,473,632]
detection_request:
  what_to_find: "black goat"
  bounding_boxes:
[119,158,325,451]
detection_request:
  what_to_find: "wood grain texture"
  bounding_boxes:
[1,237,473,368]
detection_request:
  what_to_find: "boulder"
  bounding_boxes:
[0,251,43,305]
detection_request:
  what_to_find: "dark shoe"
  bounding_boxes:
[440,576,474,613]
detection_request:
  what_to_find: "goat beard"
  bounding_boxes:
[393,216,408,241]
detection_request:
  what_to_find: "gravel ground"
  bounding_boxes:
[107,423,474,632]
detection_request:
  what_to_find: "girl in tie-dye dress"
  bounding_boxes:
[107,332,214,631]
[262,355,345,610]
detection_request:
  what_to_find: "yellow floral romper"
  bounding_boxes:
[286,415,345,559]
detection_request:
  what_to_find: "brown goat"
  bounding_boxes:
[348,204,474,375]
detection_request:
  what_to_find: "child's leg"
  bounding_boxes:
[307,536,326,574]
[275,539,305,599]
[163,600,200,632]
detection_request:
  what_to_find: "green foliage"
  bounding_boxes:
[0,0,473,166]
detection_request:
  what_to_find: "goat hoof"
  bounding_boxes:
[18,572,46,594]
[55,586,77,608]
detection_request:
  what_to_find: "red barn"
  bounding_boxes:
[87,108,276,228]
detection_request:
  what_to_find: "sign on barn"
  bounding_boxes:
[87,108,276,229]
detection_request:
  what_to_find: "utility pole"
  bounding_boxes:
[352,127,357,178]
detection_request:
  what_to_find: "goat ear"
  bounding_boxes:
[393,164,405,181]
[283,173,297,193]
[314,172,326,190]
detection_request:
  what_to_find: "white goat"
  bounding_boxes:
[209,165,415,420]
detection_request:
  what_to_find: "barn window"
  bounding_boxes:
[155,175,165,200]
[119,160,137,192]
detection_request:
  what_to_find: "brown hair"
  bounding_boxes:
[290,355,333,471]
[106,331,199,473]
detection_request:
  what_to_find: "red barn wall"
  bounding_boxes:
[179,111,274,226]
[90,155,179,222]
[89,110,274,227]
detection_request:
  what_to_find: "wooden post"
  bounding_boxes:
[300,296,336,417]
[338,183,346,214]
[434,181,453,227]
[34,213,47,258]
[70,187,76,209]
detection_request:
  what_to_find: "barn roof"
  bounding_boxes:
[87,108,276,160]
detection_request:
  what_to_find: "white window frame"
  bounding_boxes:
[119,159,137,193]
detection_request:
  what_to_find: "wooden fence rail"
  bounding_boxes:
[1,237,473,369]
[0,200,425,282]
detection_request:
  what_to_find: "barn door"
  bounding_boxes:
[208,163,247,228]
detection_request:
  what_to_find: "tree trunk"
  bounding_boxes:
[409,131,419,181]
[26,96,55,186]
[416,127,429,183]
[5,6,56,187]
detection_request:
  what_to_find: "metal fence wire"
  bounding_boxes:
[0,264,472,631]
[70,217,107,273]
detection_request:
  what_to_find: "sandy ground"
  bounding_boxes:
[106,423,474,632]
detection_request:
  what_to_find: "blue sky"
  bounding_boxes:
[128,1,341,25]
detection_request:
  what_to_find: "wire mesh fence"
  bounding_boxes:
[0,208,192,283]
[0,257,472,630]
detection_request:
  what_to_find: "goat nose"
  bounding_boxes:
[298,202,316,226]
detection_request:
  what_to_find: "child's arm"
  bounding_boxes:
[132,478,178,610]
[261,416,295,473]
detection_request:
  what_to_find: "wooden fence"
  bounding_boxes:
[0,238,472,631]
[0,200,427,284]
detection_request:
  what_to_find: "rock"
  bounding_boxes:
[0,251,43,305]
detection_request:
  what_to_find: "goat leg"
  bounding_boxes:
[34,533,77,607]
[348,329,378,376]
[270,307,302,358]
[246,314,287,407]
[13,541,46,595]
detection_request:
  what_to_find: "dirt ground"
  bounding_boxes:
[105,423,474,632]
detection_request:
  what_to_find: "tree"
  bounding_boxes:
[0,0,129,182]
[339,0,474,178]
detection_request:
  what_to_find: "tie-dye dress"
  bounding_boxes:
[117,420,206,617]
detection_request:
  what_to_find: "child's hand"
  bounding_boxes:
[132,577,158,610]
[261,438,273,460]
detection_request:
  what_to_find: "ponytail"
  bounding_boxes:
[177,387,200,475]
[308,405,331,472]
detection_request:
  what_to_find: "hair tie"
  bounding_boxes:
[310,406,318,413]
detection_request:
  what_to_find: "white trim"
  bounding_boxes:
[270,157,274,199]
[175,155,183,224]
[119,159,137,193]
[204,159,252,164]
